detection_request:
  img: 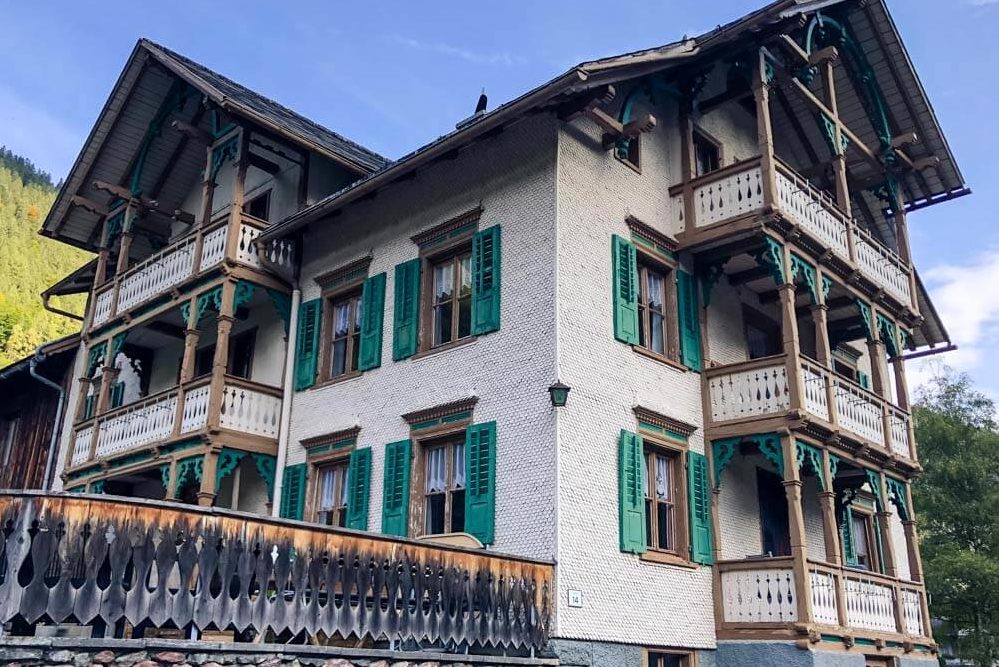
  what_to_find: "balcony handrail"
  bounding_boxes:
[774,157,850,223]
[239,211,269,231]
[853,223,911,271]
[704,353,788,378]
[0,491,553,651]
[222,374,283,398]
[74,376,214,428]
[717,555,795,570]
[668,155,764,197]
[831,370,909,417]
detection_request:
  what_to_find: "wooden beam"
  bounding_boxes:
[556,85,617,121]
[70,195,109,218]
[698,84,752,115]
[808,46,840,66]
[170,119,211,145]
[93,180,160,210]
[249,152,281,175]
[729,265,773,286]
[778,34,809,64]
[172,210,196,225]
[147,321,187,340]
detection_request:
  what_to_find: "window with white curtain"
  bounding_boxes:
[424,436,466,535]
[316,461,350,527]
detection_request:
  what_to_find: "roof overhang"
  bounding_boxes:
[40,39,387,253]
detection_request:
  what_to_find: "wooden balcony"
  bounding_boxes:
[670,157,915,310]
[705,354,914,462]
[89,213,294,330]
[70,375,282,468]
[718,558,930,644]
[0,491,552,651]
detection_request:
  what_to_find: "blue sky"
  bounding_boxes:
[1,0,997,396]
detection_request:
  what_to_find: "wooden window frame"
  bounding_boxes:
[615,135,642,173]
[407,415,473,538]
[637,426,693,568]
[318,282,364,385]
[692,125,723,177]
[245,188,271,222]
[306,448,353,526]
[743,305,782,361]
[634,249,681,366]
[849,502,881,573]
[418,231,476,355]
[644,648,696,667]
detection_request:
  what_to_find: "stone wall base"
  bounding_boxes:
[0,637,555,667]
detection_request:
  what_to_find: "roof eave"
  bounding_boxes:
[262,68,590,241]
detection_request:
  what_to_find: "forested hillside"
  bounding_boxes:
[0,147,90,366]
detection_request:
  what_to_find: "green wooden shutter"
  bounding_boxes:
[345,448,372,530]
[381,440,412,536]
[618,430,646,554]
[857,371,871,390]
[842,506,858,565]
[357,273,386,371]
[677,270,703,371]
[294,298,322,390]
[465,421,497,544]
[612,235,640,344]
[279,463,308,520]
[392,259,422,361]
[109,382,125,408]
[687,451,713,565]
[83,394,96,420]
[471,226,501,335]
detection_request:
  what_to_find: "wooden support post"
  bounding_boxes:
[753,48,778,209]
[780,432,814,624]
[779,246,805,413]
[866,338,889,399]
[876,471,899,579]
[163,458,179,500]
[225,129,251,263]
[678,93,697,231]
[191,144,216,274]
[819,448,842,566]
[87,363,116,460]
[822,60,851,216]
[197,449,219,507]
[173,295,201,437]
[206,280,237,432]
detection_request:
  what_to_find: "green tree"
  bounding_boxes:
[914,369,999,667]
[0,149,90,366]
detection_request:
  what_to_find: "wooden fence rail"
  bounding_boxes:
[0,492,552,652]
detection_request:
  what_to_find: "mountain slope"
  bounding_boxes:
[0,147,90,366]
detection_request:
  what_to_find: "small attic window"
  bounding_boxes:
[615,136,641,173]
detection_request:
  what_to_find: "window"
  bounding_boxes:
[648,651,690,667]
[430,250,473,348]
[246,190,271,221]
[644,447,680,552]
[637,261,674,358]
[325,291,362,380]
[423,435,466,535]
[850,510,878,571]
[191,329,256,379]
[693,128,720,177]
[229,329,256,379]
[744,307,781,360]
[757,468,791,557]
[315,460,350,527]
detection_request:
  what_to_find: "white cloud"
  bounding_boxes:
[907,251,999,396]
[0,83,81,181]
[389,36,525,67]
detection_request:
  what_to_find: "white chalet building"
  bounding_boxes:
[0,1,968,667]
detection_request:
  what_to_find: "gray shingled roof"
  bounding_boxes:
[142,39,389,173]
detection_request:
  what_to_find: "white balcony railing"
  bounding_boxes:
[94,389,179,460]
[706,356,790,423]
[833,378,886,447]
[775,164,851,262]
[723,560,929,638]
[673,157,915,309]
[844,573,898,633]
[855,231,912,305]
[70,377,281,466]
[89,219,270,328]
[719,561,798,624]
[92,287,113,327]
[218,379,282,439]
[809,567,840,626]
[117,237,197,312]
[705,356,914,459]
